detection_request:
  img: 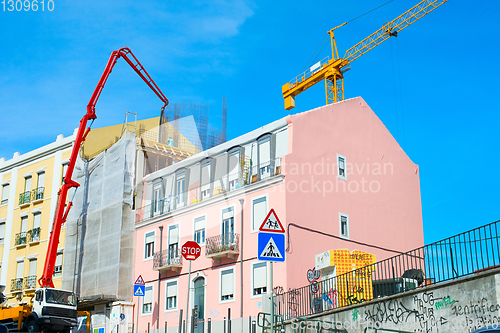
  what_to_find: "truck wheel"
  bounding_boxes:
[26,320,39,333]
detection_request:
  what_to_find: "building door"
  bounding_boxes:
[193,277,205,333]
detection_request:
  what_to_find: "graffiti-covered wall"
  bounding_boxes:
[282,269,500,333]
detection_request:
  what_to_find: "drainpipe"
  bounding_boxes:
[239,199,244,319]
[158,225,163,329]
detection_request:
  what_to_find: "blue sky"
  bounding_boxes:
[1,0,498,244]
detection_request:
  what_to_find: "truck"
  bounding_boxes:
[0,47,168,332]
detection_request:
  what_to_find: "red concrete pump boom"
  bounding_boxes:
[38,47,169,288]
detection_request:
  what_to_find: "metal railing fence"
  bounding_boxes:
[206,233,240,256]
[153,248,183,269]
[275,220,500,319]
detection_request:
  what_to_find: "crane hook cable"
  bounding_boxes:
[302,0,395,72]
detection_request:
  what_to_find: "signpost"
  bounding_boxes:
[257,209,285,333]
[181,241,202,332]
[134,275,145,333]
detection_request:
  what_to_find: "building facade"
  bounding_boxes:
[133,97,424,332]
[0,131,76,302]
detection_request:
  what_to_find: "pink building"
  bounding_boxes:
[133,97,423,332]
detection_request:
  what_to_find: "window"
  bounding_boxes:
[62,163,69,184]
[220,268,234,301]
[37,172,45,188]
[31,213,41,242]
[258,136,271,180]
[252,197,267,232]
[0,220,5,244]
[339,213,349,239]
[53,253,63,277]
[19,216,28,245]
[24,176,32,193]
[168,225,179,260]
[194,216,205,245]
[200,160,211,200]
[166,281,177,310]
[142,285,153,314]
[1,184,8,205]
[175,172,186,207]
[228,149,240,191]
[152,182,162,216]
[144,231,155,259]
[252,262,267,296]
[337,154,347,180]
[222,207,235,246]
[17,261,24,279]
[29,259,37,277]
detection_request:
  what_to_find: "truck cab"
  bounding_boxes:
[27,287,78,333]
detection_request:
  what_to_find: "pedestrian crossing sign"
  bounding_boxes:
[134,284,146,297]
[258,232,285,262]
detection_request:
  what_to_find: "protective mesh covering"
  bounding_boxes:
[62,132,136,301]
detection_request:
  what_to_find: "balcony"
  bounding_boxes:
[23,275,37,290]
[19,191,31,206]
[15,232,27,246]
[11,278,23,292]
[27,227,41,244]
[153,249,183,273]
[206,233,239,262]
[31,187,44,203]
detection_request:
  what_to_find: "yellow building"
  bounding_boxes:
[0,116,199,305]
[0,131,76,302]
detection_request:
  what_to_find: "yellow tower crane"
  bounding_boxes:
[282,0,447,110]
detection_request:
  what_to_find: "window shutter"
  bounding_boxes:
[0,222,5,240]
[37,172,45,188]
[253,197,267,230]
[55,253,63,266]
[167,282,177,297]
[21,217,28,233]
[33,213,41,229]
[169,226,179,245]
[1,184,9,201]
[17,262,24,279]
[259,138,271,163]
[253,263,267,289]
[29,259,37,276]
[222,208,234,220]
[145,231,155,244]
[144,286,153,303]
[194,217,205,231]
[221,270,234,296]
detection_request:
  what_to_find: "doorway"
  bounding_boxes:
[193,277,205,333]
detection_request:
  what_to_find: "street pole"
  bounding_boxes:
[135,296,139,333]
[270,262,274,333]
[185,261,192,330]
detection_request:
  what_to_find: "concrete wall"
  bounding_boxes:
[281,269,500,333]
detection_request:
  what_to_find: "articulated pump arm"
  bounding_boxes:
[38,47,169,288]
[282,0,447,110]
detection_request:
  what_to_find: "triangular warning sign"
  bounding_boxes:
[259,236,283,259]
[134,275,145,285]
[134,286,144,296]
[259,209,285,233]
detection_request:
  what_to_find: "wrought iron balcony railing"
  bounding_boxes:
[31,187,44,201]
[11,278,23,292]
[206,233,240,257]
[27,227,41,243]
[53,265,62,277]
[19,191,31,205]
[153,249,182,270]
[23,275,37,290]
[15,232,27,246]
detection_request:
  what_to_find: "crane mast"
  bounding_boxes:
[282,0,447,110]
[38,47,169,288]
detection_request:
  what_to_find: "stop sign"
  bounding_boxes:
[181,241,202,261]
